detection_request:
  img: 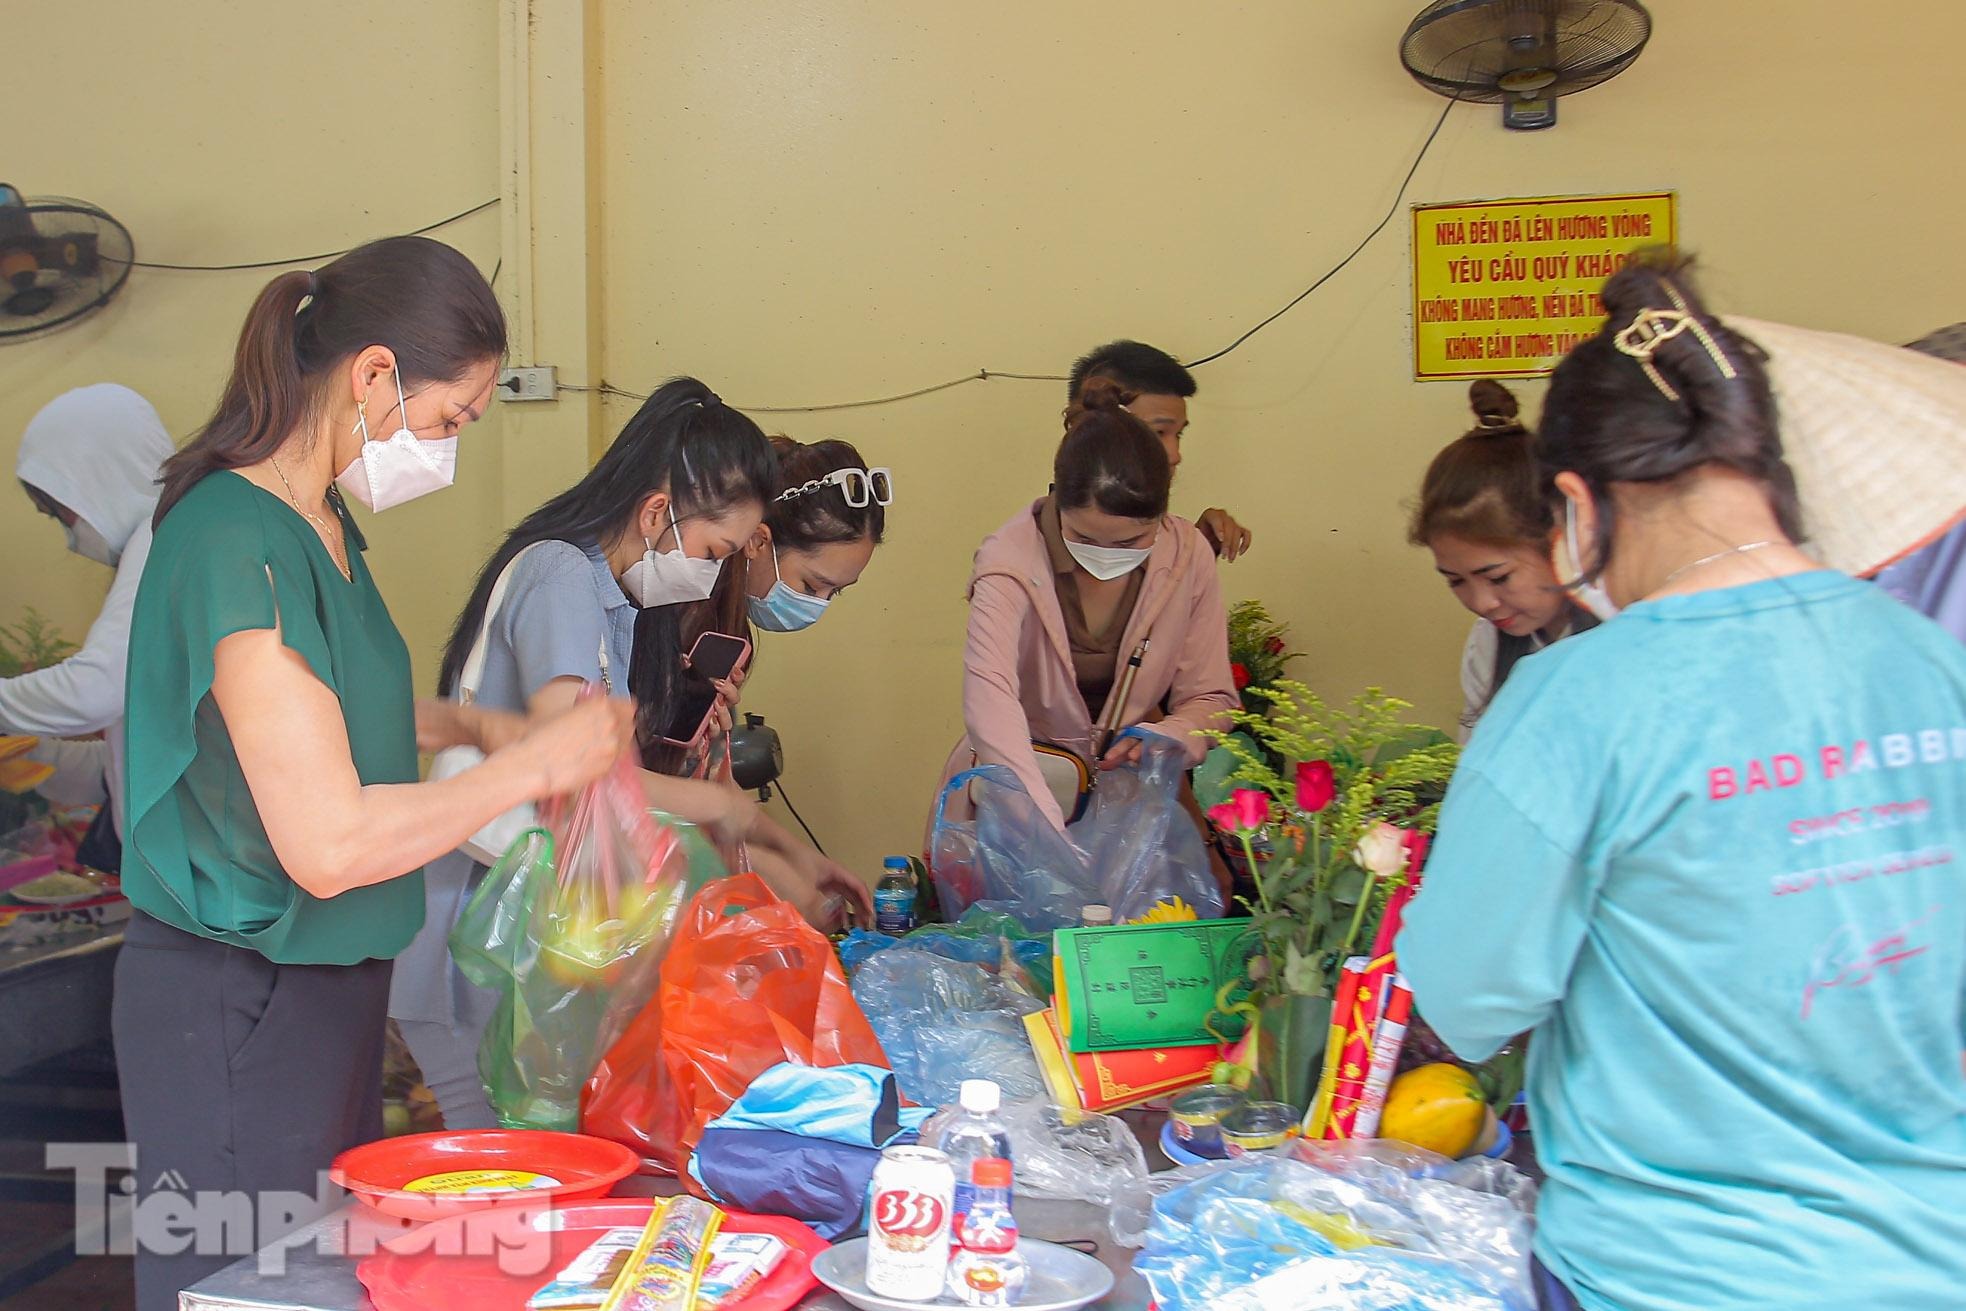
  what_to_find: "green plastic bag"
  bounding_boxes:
[452,769,726,1131]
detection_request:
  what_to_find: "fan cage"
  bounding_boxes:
[1400,0,1652,104]
[0,197,136,340]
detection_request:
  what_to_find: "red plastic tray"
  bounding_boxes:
[356,1200,825,1311]
[331,1130,640,1221]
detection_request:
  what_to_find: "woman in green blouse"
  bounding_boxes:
[114,236,629,1311]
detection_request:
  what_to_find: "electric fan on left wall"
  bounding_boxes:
[0,183,134,341]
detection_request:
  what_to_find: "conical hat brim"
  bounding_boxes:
[1724,316,1966,577]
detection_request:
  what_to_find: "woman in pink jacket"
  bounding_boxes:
[942,378,1238,835]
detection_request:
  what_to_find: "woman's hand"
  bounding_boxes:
[706,678,741,739]
[1099,733,1146,771]
[511,697,635,797]
[805,852,876,928]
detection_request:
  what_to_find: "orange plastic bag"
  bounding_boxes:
[580,873,890,1179]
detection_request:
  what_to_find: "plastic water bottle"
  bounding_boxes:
[873,856,918,934]
[928,1079,1013,1234]
[947,1157,1026,1307]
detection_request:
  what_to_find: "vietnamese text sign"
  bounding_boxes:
[1411,192,1677,380]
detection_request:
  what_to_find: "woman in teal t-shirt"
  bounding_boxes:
[115,237,630,1311]
[1400,257,1966,1310]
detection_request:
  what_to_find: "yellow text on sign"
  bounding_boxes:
[1411,193,1677,380]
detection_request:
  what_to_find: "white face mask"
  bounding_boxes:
[622,501,725,608]
[1558,496,1620,621]
[1065,537,1153,581]
[334,368,458,512]
[64,518,119,567]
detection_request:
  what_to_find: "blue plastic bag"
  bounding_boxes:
[1129,1150,1535,1311]
[930,731,1224,930]
[838,908,1054,998]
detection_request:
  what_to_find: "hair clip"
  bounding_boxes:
[1612,301,1737,402]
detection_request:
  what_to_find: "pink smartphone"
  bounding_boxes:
[658,631,752,747]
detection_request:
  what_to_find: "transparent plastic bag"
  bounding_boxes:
[451,757,714,1131]
[848,947,1046,1107]
[930,732,1224,930]
[1123,1151,1536,1311]
[999,1100,1148,1207]
[837,908,1055,1000]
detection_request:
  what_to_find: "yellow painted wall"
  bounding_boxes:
[0,0,508,683]
[597,0,1964,873]
[6,1,1962,882]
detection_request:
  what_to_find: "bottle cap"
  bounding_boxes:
[1080,904,1114,926]
[958,1079,1001,1113]
[972,1157,1012,1188]
[883,856,911,870]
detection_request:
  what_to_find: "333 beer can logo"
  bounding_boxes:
[873,1189,947,1242]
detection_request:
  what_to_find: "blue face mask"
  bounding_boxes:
[748,546,831,632]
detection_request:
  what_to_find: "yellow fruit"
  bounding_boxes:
[1378,1063,1488,1158]
[0,758,55,795]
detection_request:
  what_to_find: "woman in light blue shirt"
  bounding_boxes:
[1401,258,1966,1311]
[391,377,785,1128]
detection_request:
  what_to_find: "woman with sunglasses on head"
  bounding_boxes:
[114,237,631,1311]
[708,438,892,927]
[1408,380,1596,740]
[1399,255,1966,1311]
[945,377,1237,834]
[743,438,890,633]
[392,377,787,1131]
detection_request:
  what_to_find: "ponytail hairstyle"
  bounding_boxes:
[438,377,778,755]
[1538,252,1802,583]
[1054,376,1171,520]
[1406,381,1550,548]
[156,236,505,524]
[767,435,887,551]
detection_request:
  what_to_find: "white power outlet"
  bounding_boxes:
[497,366,558,402]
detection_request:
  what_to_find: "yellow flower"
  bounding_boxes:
[1130,897,1199,924]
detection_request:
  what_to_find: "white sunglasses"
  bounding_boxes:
[776,466,894,509]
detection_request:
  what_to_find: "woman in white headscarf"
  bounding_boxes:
[8,384,175,834]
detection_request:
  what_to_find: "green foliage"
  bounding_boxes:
[1202,683,1460,1001]
[0,609,77,679]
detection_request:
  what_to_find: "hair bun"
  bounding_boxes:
[1075,375,1134,414]
[1467,380,1520,431]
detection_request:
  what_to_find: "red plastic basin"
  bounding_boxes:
[331,1130,641,1221]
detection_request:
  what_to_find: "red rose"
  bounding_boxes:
[1208,787,1272,835]
[1265,636,1286,656]
[1295,759,1336,813]
[1231,662,1251,690]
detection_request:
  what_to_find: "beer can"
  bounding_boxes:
[866,1144,956,1301]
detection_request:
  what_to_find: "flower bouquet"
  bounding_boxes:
[1226,599,1299,716]
[1196,684,1458,1109]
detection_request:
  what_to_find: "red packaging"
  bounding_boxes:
[1349,973,1413,1138]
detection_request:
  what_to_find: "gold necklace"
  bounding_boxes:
[270,457,350,580]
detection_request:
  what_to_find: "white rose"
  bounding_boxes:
[1353,821,1408,877]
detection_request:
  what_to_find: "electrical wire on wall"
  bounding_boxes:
[113,199,499,272]
[565,99,1457,412]
[101,98,1456,410]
